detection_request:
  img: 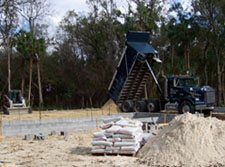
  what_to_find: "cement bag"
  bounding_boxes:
[114,141,137,147]
[91,149,105,153]
[93,136,107,141]
[100,122,114,129]
[105,133,114,138]
[118,150,136,154]
[107,138,121,143]
[116,119,143,127]
[113,134,133,139]
[106,125,121,133]
[121,139,136,142]
[106,146,121,151]
[134,132,143,142]
[118,127,141,136]
[121,145,140,152]
[93,131,105,138]
[92,141,112,147]
[122,133,142,142]
[103,117,122,124]
[92,145,106,149]
[104,150,113,153]
[112,150,120,153]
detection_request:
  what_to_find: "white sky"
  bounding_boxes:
[49,0,88,24]
[48,0,130,25]
[47,0,192,35]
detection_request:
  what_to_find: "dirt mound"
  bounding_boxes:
[138,113,225,167]
[101,99,119,113]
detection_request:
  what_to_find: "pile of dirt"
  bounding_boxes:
[138,113,225,167]
[101,99,119,113]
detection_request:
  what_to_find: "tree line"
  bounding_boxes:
[0,0,224,109]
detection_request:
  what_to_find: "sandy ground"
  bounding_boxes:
[0,130,147,167]
[0,99,120,121]
[0,108,118,121]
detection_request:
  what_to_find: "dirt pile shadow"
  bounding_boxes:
[70,146,92,155]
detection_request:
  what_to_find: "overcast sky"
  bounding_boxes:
[49,0,89,25]
[48,0,131,25]
[47,0,192,35]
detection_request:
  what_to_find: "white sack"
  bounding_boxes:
[106,125,121,133]
[93,131,105,138]
[114,141,138,147]
[92,141,112,147]
[103,117,122,124]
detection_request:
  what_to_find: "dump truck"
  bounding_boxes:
[108,31,216,114]
[2,90,31,115]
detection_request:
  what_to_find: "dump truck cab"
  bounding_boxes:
[165,76,215,113]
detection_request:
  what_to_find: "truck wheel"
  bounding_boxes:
[133,100,147,112]
[179,101,194,114]
[147,100,159,112]
[121,100,134,112]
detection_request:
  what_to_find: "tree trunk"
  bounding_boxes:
[184,43,187,70]
[89,96,93,107]
[82,96,84,108]
[222,74,225,105]
[187,43,190,70]
[217,64,222,105]
[7,44,11,91]
[21,60,25,97]
[21,74,25,97]
[170,42,174,69]
[216,49,222,105]
[37,61,43,107]
[28,56,33,106]
[203,44,209,85]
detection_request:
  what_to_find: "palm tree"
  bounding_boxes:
[14,30,46,106]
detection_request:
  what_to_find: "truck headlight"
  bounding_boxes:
[195,98,199,101]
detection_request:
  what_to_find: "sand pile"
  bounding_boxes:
[138,113,225,167]
[101,99,119,112]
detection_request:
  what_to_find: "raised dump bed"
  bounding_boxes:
[108,31,157,107]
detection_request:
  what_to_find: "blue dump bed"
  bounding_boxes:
[108,31,157,104]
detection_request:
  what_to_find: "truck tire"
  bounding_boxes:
[121,100,134,112]
[133,100,147,112]
[147,99,159,112]
[179,101,194,114]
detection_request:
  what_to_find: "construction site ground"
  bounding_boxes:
[0,108,119,121]
[0,130,147,167]
[1,100,225,167]
[0,99,119,121]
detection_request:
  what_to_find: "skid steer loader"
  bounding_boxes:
[2,90,32,115]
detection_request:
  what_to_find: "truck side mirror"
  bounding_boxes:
[195,77,200,87]
[173,79,177,87]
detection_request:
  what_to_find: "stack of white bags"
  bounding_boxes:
[92,117,144,155]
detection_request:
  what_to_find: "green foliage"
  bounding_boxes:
[13,30,46,60]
